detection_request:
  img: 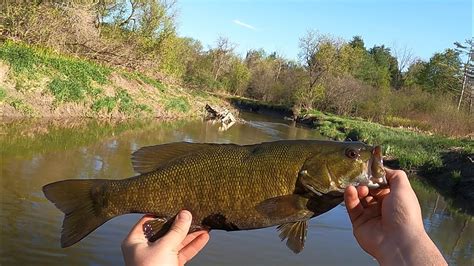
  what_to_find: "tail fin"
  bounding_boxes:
[42,179,113,248]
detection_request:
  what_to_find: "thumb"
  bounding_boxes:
[157,210,192,248]
[384,168,411,191]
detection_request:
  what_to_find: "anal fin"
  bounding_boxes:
[277,220,308,254]
[143,217,208,242]
[143,218,169,242]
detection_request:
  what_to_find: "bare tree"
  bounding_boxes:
[210,36,235,81]
[454,39,474,112]
[392,42,416,89]
[392,43,415,72]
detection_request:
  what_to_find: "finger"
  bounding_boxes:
[123,215,156,245]
[156,210,192,248]
[361,196,374,207]
[356,186,369,198]
[179,230,210,249]
[384,168,411,190]
[370,187,390,198]
[344,186,364,223]
[178,232,210,263]
[364,195,382,207]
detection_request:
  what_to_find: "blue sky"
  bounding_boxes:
[176,0,472,61]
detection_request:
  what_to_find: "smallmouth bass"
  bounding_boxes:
[43,140,387,253]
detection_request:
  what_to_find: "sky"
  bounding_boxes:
[175,0,472,61]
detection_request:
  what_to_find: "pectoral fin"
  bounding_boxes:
[255,195,311,221]
[277,220,308,253]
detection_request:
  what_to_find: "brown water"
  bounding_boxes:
[0,112,472,265]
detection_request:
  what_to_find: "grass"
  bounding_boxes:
[0,41,171,117]
[382,115,432,132]
[1,41,223,119]
[164,97,190,113]
[91,96,117,113]
[0,85,35,116]
[121,71,166,92]
[0,40,110,102]
[92,89,152,115]
[8,98,35,116]
[302,109,473,170]
[0,86,6,101]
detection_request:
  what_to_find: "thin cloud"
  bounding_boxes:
[233,19,257,31]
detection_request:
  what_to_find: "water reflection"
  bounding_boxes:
[411,180,473,266]
[0,113,472,265]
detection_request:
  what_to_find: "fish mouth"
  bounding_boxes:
[358,146,388,189]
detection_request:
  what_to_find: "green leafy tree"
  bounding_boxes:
[421,49,462,94]
[297,30,342,109]
[349,36,365,50]
[225,58,251,95]
[368,45,399,89]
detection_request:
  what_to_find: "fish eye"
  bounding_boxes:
[345,148,359,159]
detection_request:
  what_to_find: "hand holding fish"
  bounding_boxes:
[344,168,447,265]
[121,210,209,266]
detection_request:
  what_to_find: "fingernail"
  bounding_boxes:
[178,210,191,221]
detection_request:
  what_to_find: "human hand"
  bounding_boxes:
[344,168,446,265]
[121,210,210,266]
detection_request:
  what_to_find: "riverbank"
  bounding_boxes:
[229,96,474,214]
[0,41,231,119]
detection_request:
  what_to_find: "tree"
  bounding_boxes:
[424,49,463,94]
[392,43,415,89]
[297,30,342,109]
[404,59,428,88]
[225,58,251,95]
[454,39,474,112]
[100,0,177,40]
[349,35,365,50]
[210,36,235,81]
[368,45,399,89]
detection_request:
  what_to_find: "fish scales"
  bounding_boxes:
[107,142,311,228]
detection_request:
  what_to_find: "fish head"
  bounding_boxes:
[300,141,387,195]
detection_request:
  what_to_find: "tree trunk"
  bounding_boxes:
[458,58,470,110]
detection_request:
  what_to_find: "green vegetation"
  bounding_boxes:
[8,98,35,116]
[121,71,166,92]
[164,97,190,113]
[0,41,157,116]
[0,40,220,118]
[300,110,473,170]
[0,86,6,101]
[91,96,117,113]
[1,1,471,136]
[0,85,35,116]
[3,1,471,135]
[0,41,110,102]
[91,89,153,115]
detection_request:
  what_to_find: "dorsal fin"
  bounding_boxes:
[131,142,214,174]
